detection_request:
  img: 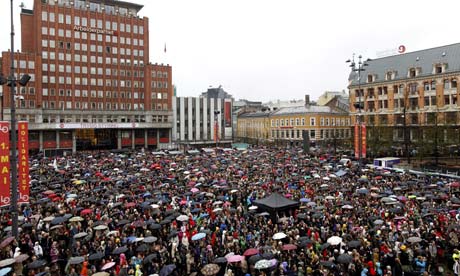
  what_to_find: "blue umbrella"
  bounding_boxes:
[192,232,206,241]
[143,192,152,198]
[300,198,310,203]
[0,267,11,276]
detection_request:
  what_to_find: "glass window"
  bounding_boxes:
[49,12,55,22]
[41,11,47,21]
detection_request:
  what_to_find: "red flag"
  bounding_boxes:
[18,121,30,204]
[0,121,10,207]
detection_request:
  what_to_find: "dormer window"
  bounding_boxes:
[409,68,416,78]
[367,74,376,83]
[385,72,393,81]
[433,63,447,74]
[436,65,442,74]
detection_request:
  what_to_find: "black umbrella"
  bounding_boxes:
[248,255,263,264]
[143,253,160,264]
[337,254,353,264]
[117,219,130,226]
[150,224,161,230]
[167,230,178,239]
[261,252,274,259]
[28,259,47,269]
[143,236,158,243]
[320,261,334,268]
[347,240,361,248]
[69,256,85,265]
[136,244,149,252]
[88,252,105,261]
[320,243,331,250]
[160,219,171,225]
[50,216,66,225]
[112,246,128,255]
[213,257,228,264]
[160,264,176,276]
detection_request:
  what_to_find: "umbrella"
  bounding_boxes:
[92,273,109,276]
[0,237,14,249]
[69,256,85,265]
[69,216,84,222]
[143,236,158,243]
[14,254,29,263]
[192,232,206,241]
[176,215,189,222]
[150,223,161,230]
[282,244,297,251]
[261,252,274,260]
[117,219,130,226]
[27,259,47,269]
[112,246,128,255]
[0,258,15,268]
[320,243,331,250]
[407,236,422,243]
[101,261,115,271]
[89,252,105,261]
[213,257,228,264]
[337,254,353,264]
[74,232,88,239]
[160,264,176,276]
[42,216,55,222]
[227,255,245,263]
[254,259,272,270]
[80,209,92,216]
[327,236,342,246]
[136,244,149,252]
[143,253,160,264]
[320,261,334,267]
[201,263,220,276]
[248,255,263,264]
[0,267,11,276]
[243,248,259,256]
[273,232,287,240]
[374,219,384,225]
[93,225,108,231]
[347,240,361,248]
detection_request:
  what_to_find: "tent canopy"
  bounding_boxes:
[253,193,300,211]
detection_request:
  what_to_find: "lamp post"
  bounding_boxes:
[402,106,411,164]
[6,0,31,240]
[346,54,370,164]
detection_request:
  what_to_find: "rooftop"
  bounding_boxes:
[272,105,347,116]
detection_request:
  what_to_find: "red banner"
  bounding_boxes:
[354,123,359,159]
[224,101,232,127]
[361,123,367,159]
[18,122,30,204]
[0,122,10,207]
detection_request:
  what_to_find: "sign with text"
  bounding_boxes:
[57,123,139,129]
[354,123,359,159]
[73,25,116,36]
[0,122,10,207]
[18,122,30,204]
[361,123,367,159]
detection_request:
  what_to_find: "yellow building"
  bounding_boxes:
[268,105,350,146]
[236,112,270,144]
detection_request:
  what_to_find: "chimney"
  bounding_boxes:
[305,95,310,106]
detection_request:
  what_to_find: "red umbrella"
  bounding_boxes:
[243,248,259,257]
[125,202,136,208]
[282,244,297,251]
[0,236,15,249]
[81,209,93,216]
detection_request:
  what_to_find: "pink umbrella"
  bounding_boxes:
[101,261,115,270]
[227,255,245,263]
[282,244,297,251]
[223,201,231,207]
[285,193,292,198]
[191,188,199,193]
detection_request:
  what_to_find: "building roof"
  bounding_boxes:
[238,112,270,118]
[272,105,346,116]
[349,42,460,86]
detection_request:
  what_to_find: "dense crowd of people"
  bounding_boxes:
[1,146,460,276]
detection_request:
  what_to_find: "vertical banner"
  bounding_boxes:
[354,123,359,159]
[214,120,219,143]
[18,122,30,204]
[224,101,231,127]
[0,122,10,207]
[361,123,367,159]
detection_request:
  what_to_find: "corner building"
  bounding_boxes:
[0,0,173,155]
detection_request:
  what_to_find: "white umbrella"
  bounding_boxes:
[327,236,342,246]
[151,204,160,209]
[93,225,108,231]
[273,232,287,240]
[176,215,189,222]
[248,206,258,210]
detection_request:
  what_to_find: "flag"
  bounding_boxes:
[164,43,167,53]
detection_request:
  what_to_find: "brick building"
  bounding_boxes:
[0,0,173,155]
[348,43,460,157]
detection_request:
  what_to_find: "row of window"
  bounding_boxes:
[270,129,351,139]
[270,117,350,127]
[41,89,153,100]
[42,65,145,79]
[41,12,144,35]
[41,101,152,111]
[41,76,146,88]
[41,51,145,67]
[356,80,457,98]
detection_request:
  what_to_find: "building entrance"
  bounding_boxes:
[76,129,117,150]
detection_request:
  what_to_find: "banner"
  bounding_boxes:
[214,120,219,143]
[224,101,232,127]
[18,122,30,204]
[354,123,359,159]
[0,122,10,207]
[361,123,367,159]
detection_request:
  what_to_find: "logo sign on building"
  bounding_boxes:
[73,25,117,36]
[0,122,10,207]
[354,123,359,159]
[361,123,367,159]
[376,45,406,58]
[18,122,30,204]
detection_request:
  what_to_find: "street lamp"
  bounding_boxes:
[401,106,411,164]
[346,54,371,164]
[5,0,32,240]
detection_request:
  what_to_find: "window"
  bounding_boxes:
[41,11,47,21]
[409,68,416,78]
[310,118,316,126]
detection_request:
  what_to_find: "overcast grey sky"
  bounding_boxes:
[1,0,460,101]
